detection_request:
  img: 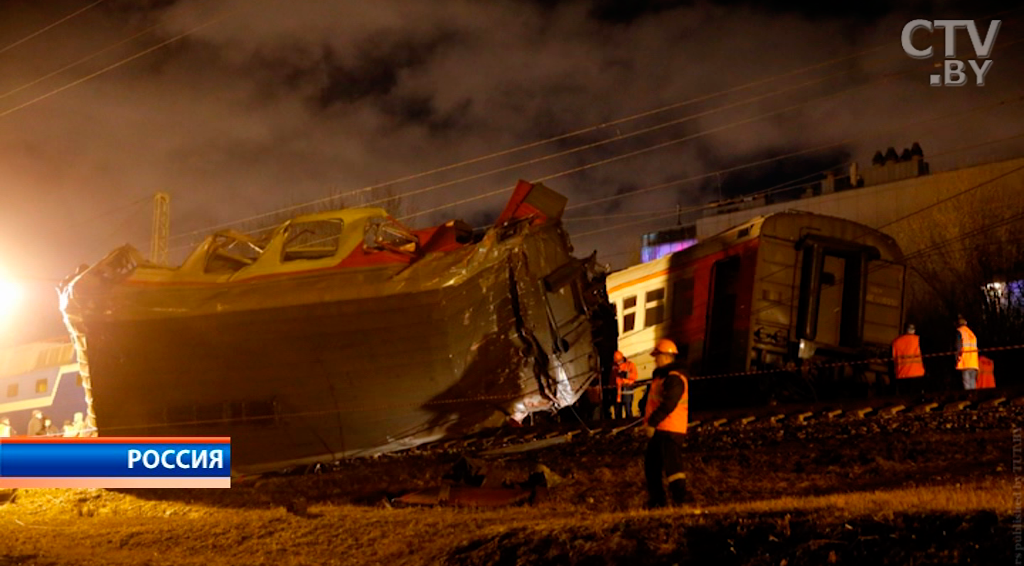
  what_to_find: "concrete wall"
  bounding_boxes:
[696,157,1024,258]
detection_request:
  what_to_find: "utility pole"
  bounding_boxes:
[151,192,170,265]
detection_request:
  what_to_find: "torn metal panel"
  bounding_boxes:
[58,180,612,475]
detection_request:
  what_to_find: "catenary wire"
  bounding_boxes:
[0,0,106,57]
[166,42,900,242]
[0,22,163,103]
[0,5,242,120]
[165,7,1024,244]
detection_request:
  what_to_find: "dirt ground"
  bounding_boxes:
[1,399,1021,566]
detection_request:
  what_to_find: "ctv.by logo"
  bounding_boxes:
[901,19,1001,86]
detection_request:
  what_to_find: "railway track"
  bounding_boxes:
[382,386,1024,461]
[254,385,1023,480]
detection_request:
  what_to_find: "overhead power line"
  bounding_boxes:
[166,9,1024,243]
[168,39,903,243]
[0,0,107,57]
[569,96,1024,240]
[0,22,163,104]
[0,6,239,121]
[399,38,1024,223]
[578,129,1024,255]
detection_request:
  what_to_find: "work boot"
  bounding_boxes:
[669,479,688,506]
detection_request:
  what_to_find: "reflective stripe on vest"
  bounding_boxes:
[644,370,688,434]
[956,326,979,370]
[892,334,925,378]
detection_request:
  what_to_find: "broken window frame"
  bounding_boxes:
[281,219,345,262]
[204,230,267,274]
[363,216,420,256]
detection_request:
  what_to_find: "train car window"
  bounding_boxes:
[673,278,695,318]
[622,295,637,333]
[645,288,666,328]
[6,383,18,398]
[623,313,636,333]
[283,219,344,261]
[35,379,47,394]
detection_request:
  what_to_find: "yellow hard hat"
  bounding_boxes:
[650,339,678,356]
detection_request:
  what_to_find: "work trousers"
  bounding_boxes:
[644,429,687,507]
[961,368,978,390]
[615,391,635,419]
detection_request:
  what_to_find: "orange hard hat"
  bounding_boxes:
[650,338,678,356]
[613,350,625,362]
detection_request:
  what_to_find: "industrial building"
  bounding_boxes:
[643,146,1024,272]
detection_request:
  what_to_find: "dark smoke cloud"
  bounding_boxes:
[0,0,1021,343]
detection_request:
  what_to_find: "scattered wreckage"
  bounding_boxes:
[59,181,614,475]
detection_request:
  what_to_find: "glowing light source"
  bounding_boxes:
[0,273,22,321]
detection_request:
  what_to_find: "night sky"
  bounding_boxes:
[0,0,1022,345]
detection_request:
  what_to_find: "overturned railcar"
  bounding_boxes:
[607,212,905,407]
[59,181,609,474]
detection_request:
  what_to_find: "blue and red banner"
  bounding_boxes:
[0,437,231,488]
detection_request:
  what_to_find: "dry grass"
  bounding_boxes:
[1,408,1019,565]
[701,479,1011,516]
[0,479,1011,566]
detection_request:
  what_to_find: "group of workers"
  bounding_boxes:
[0,409,90,438]
[891,315,995,393]
[613,314,995,510]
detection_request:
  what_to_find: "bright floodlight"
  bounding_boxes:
[0,276,21,320]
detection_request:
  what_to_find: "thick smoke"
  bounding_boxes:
[0,0,1020,343]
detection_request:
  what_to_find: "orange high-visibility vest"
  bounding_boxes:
[892,334,925,378]
[614,359,638,402]
[978,356,995,389]
[956,326,979,370]
[644,370,688,434]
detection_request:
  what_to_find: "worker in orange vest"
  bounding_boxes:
[642,338,690,509]
[892,323,926,396]
[613,351,639,419]
[955,316,979,390]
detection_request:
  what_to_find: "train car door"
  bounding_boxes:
[703,255,741,373]
[816,255,845,346]
[797,240,871,349]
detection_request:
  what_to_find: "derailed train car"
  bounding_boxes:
[59,180,610,474]
[607,212,905,408]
